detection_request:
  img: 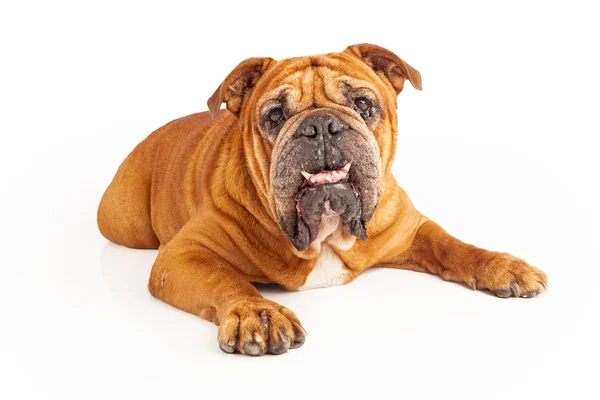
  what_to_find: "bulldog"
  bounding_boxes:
[98,44,548,356]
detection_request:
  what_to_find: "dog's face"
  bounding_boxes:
[208,44,421,251]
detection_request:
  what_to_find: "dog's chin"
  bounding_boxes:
[291,183,367,251]
[275,165,374,252]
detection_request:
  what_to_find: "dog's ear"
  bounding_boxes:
[344,43,422,94]
[207,57,277,118]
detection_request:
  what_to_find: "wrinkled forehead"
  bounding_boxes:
[253,53,384,113]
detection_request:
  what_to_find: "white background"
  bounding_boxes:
[1,1,599,399]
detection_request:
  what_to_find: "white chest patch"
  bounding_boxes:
[298,243,348,291]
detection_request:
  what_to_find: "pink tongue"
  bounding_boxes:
[306,169,348,186]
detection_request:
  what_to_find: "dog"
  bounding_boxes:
[98,43,548,356]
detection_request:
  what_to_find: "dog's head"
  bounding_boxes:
[207,44,421,251]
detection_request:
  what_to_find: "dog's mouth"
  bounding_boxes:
[295,163,352,216]
[287,162,366,250]
[299,163,351,188]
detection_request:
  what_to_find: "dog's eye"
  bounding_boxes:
[354,98,373,119]
[261,106,287,139]
[268,108,284,124]
[354,98,370,112]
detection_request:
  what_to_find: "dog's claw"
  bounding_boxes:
[243,340,264,356]
[493,288,512,298]
[521,290,537,298]
[511,282,521,297]
[268,330,291,355]
[290,334,306,349]
[219,341,236,354]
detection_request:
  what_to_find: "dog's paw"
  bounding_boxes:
[217,298,306,356]
[466,253,548,298]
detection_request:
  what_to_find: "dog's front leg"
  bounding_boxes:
[148,237,306,356]
[394,220,548,298]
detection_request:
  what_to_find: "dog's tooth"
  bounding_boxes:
[300,170,312,179]
[326,176,333,182]
[343,162,352,172]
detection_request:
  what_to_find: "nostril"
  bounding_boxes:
[328,120,345,135]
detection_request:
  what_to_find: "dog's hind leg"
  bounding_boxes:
[97,143,159,249]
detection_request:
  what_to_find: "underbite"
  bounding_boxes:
[300,162,351,187]
[295,163,354,217]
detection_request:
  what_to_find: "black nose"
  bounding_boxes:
[296,112,348,138]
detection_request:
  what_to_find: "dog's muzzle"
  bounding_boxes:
[271,110,382,251]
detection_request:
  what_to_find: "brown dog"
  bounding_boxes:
[98,44,548,356]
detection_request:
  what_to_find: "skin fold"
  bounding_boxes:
[97,44,548,356]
